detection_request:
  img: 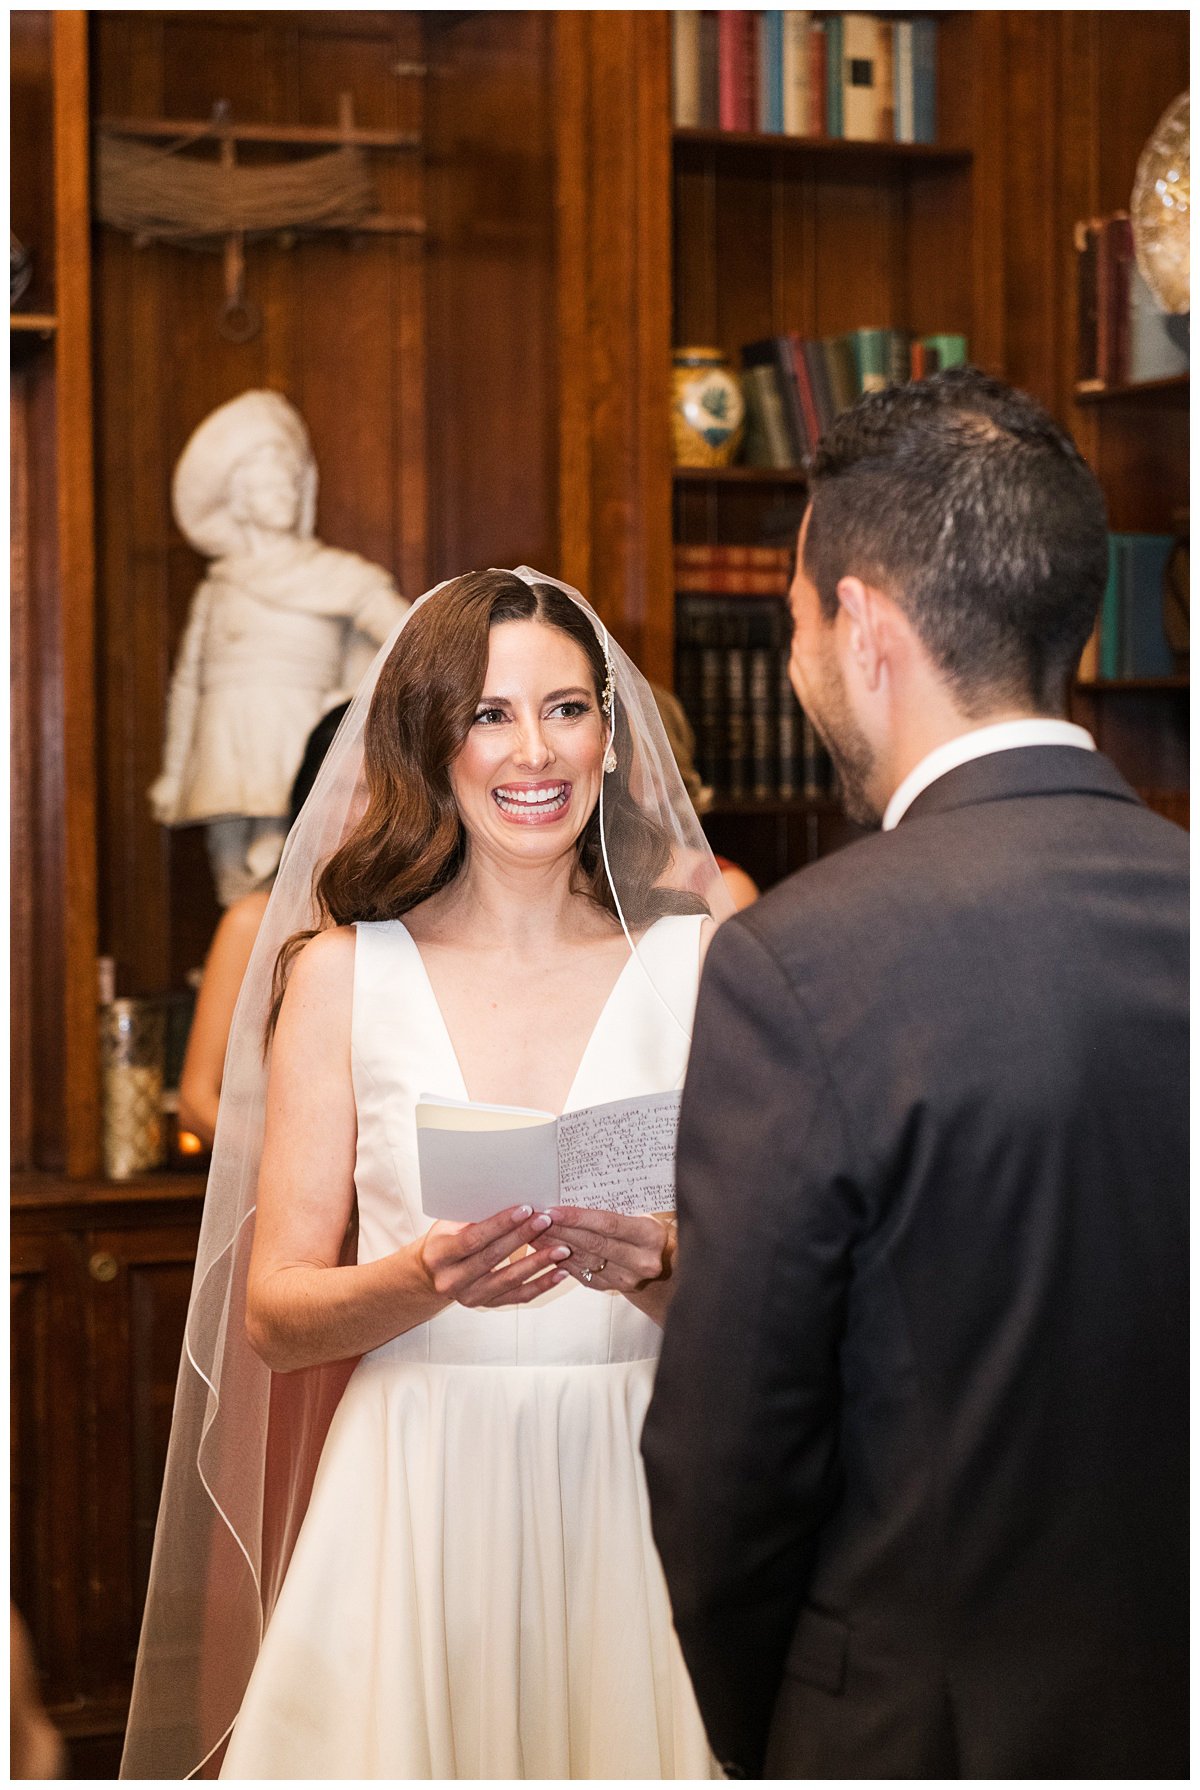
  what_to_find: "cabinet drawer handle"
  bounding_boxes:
[88,1252,119,1284]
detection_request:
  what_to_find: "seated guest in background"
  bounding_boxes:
[178,701,349,1147]
[643,370,1188,1780]
[652,683,759,911]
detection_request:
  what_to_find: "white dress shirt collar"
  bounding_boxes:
[881,719,1097,831]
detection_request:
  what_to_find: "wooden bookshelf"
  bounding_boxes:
[668,13,997,882]
[1074,374,1188,405]
[673,125,972,170]
[1077,676,1188,693]
[10,311,58,333]
[674,465,806,486]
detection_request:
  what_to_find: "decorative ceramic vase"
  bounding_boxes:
[671,346,745,467]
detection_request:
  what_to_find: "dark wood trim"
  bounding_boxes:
[1074,374,1189,405]
[673,127,973,167]
[54,10,101,1176]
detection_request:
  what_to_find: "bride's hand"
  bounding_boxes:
[417,1206,571,1309]
[542,1207,676,1294]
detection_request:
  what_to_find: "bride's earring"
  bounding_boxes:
[604,745,617,774]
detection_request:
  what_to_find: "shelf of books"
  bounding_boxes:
[1073,212,1190,402]
[669,10,978,885]
[1075,531,1185,687]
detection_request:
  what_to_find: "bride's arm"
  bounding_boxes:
[246,929,569,1372]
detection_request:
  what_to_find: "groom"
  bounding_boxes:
[642,371,1188,1779]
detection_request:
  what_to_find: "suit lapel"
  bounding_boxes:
[899,746,1143,826]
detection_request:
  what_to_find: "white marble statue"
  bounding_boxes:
[149,390,408,906]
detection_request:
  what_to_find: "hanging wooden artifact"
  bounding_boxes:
[95,95,425,342]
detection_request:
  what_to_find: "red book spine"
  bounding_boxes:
[1108,212,1134,387]
[718,12,742,131]
[910,340,928,379]
[809,21,827,135]
[741,13,760,132]
[787,334,822,452]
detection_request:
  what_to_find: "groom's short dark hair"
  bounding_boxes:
[803,369,1109,713]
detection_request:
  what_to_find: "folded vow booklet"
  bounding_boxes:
[415,1089,682,1223]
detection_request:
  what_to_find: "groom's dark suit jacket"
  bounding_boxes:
[642,747,1188,1780]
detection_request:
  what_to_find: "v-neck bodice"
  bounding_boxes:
[392,917,670,1117]
[348,913,704,1367]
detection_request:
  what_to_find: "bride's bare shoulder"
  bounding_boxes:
[285,925,357,1004]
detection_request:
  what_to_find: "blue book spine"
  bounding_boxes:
[912,17,936,143]
[825,13,843,137]
[1119,534,1175,678]
[761,12,785,132]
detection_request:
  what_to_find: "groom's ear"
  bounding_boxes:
[836,577,893,693]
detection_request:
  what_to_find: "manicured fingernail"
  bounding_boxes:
[531,1213,552,1232]
[550,1270,568,1284]
[551,1246,571,1261]
[513,1206,533,1219]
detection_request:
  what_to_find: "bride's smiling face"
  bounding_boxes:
[450,618,606,866]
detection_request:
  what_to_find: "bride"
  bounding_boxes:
[121,568,732,1780]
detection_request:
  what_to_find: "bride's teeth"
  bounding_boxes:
[494,784,568,811]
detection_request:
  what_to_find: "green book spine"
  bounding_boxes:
[921,333,968,369]
[825,14,843,136]
[852,327,890,392]
[1099,534,1122,681]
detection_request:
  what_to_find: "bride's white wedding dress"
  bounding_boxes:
[220,913,719,1780]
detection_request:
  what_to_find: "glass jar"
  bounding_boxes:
[100,998,167,1179]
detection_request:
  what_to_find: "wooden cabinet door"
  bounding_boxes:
[80,1222,201,1697]
[11,1228,87,1705]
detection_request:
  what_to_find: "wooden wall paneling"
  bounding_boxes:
[93,12,176,1001]
[424,11,558,584]
[672,150,719,348]
[10,12,100,1174]
[958,11,1007,378]
[553,10,674,682]
[10,11,56,313]
[293,17,426,588]
[53,10,102,1174]
[811,171,901,338]
[990,13,1062,408]
[82,1225,202,1699]
[92,11,433,995]
[29,345,71,1169]
[11,373,40,1171]
[769,156,816,335]
[11,1229,86,1705]
[712,153,777,351]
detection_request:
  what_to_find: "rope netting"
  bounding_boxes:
[96,133,378,245]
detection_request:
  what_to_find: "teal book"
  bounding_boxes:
[825,13,843,136]
[851,327,890,392]
[1119,534,1175,678]
[760,12,785,131]
[912,16,936,143]
[822,334,859,413]
[1098,535,1122,681]
[921,332,968,369]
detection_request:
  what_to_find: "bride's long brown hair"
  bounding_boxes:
[268,570,707,1038]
